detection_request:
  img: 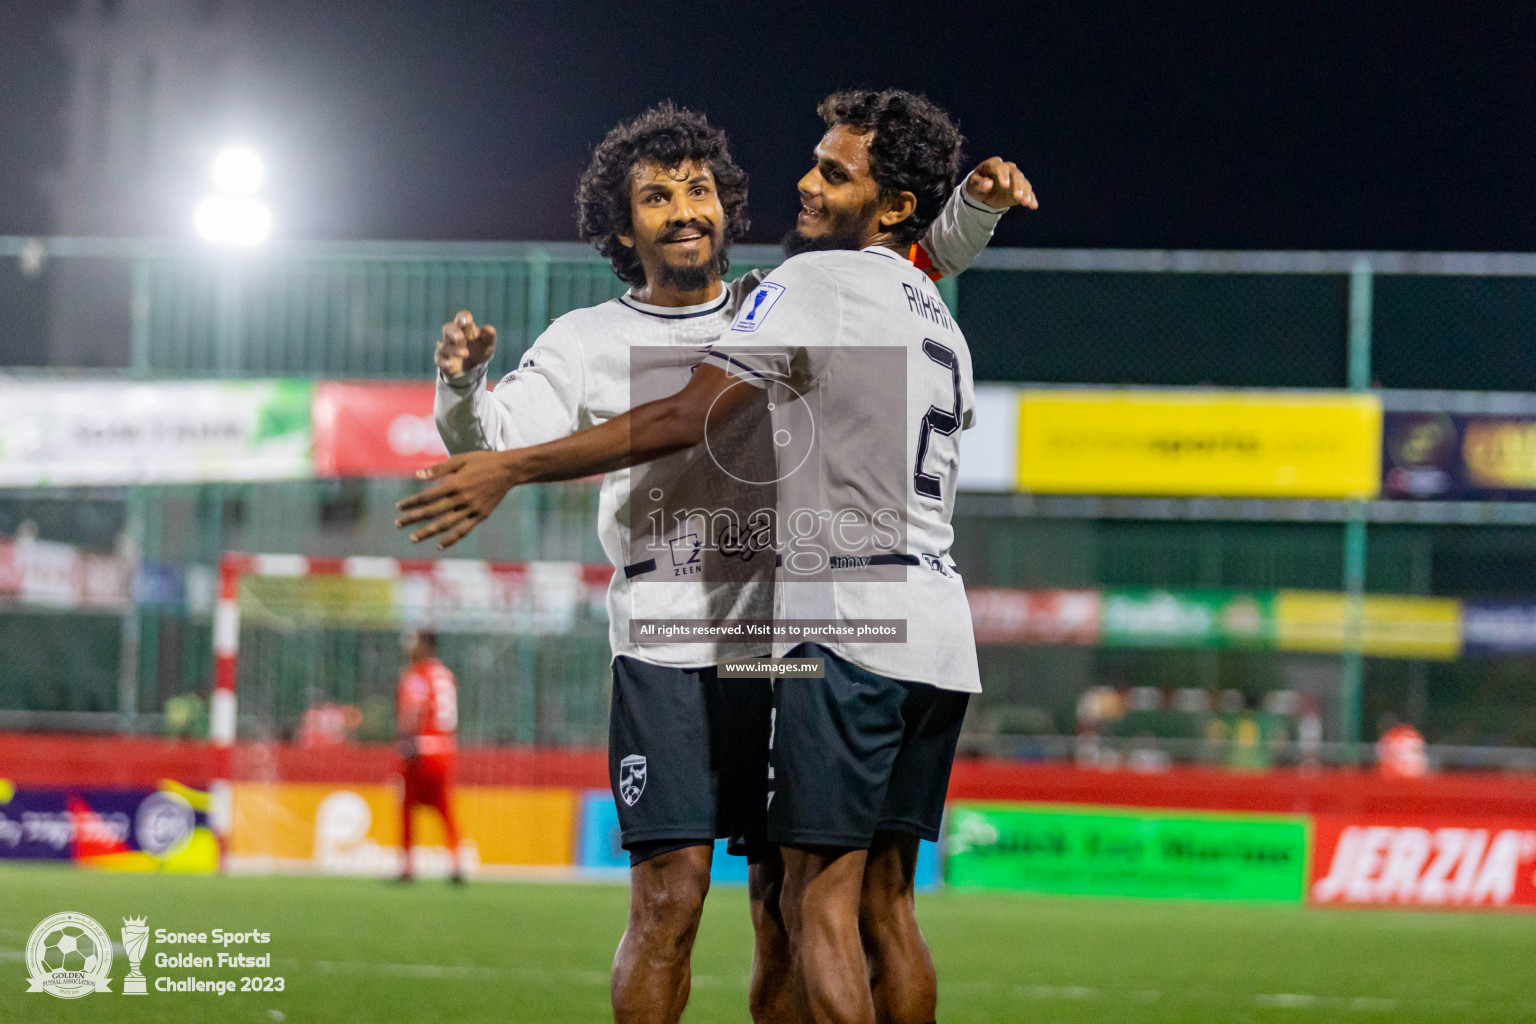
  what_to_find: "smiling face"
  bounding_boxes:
[620,159,726,296]
[785,124,914,256]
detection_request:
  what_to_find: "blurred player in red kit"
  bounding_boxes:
[396,630,465,883]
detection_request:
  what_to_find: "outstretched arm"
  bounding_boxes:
[965,156,1038,211]
[397,363,757,549]
[916,156,1038,279]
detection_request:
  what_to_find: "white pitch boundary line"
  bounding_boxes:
[222,858,635,885]
[1255,994,1399,1011]
[311,958,690,988]
[8,945,1526,1013]
[298,963,1480,1012]
[938,978,1516,1012]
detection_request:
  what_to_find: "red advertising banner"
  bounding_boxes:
[312,382,447,478]
[969,587,1101,646]
[1309,815,1536,909]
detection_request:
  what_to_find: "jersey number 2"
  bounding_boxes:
[914,339,961,500]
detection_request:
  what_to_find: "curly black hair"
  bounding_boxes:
[817,89,964,245]
[576,102,750,287]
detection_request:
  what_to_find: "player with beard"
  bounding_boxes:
[412,101,1030,1024]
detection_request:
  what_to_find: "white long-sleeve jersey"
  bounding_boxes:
[435,186,1003,667]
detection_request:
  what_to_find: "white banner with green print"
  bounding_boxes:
[0,378,313,486]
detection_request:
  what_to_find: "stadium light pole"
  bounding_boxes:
[195,146,271,373]
[195,146,272,247]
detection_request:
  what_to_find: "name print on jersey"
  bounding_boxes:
[902,282,954,332]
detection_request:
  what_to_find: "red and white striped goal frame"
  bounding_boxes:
[210,552,615,848]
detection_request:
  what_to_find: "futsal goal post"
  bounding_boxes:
[208,552,615,869]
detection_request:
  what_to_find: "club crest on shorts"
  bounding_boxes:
[619,754,647,806]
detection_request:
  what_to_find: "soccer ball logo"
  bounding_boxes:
[619,754,647,806]
[40,926,99,974]
[24,911,114,999]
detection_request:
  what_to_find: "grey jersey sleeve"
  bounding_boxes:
[434,321,586,453]
[917,185,1006,278]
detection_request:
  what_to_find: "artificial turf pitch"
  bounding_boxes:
[3,863,1535,1023]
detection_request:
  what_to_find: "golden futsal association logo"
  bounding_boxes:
[24,911,114,999]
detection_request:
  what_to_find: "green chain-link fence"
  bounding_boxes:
[7,239,1536,763]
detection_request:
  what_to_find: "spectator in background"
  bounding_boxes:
[295,688,361,748]
[1377,715,1428,778]
[396,630,465,883]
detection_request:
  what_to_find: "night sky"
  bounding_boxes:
[2,0,1534,251]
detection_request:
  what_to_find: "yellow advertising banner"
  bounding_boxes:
[1464,418,1536,489]
[229,782,578,875]
[1276,591,1462,660]
[1016,391,1382,498]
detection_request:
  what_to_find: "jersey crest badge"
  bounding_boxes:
[730,282,786,333]
[619,754,647,806]
[669,532,702,571]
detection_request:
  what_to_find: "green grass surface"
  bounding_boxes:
[3,863,1535,1022]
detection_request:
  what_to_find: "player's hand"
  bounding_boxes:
[965,157,1038,211]
[394,450,523,549]
[435,310,497,378]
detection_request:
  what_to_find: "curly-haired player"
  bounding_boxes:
[577,101,750,291]
[415,98,1032,1024]
[786,90,966,256]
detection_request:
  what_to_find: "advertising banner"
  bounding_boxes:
[227,782,577,876]
[0,538,133,611]
[1383,411,1536,500]
[0,378,313,486]
[969,588,1100,646]
[0,781,216,872]
[312,381,448,478]
[1016,390,1381,499]
[956,384,1021,491]
[1276,591,1462,660]
[1310,815,1536,909]
[945,802,1309,902]
[1462,602,1536,655]
[1102,589,1274,649]
[237,561,600,634]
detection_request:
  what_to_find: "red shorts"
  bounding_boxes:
[402,752,454,809]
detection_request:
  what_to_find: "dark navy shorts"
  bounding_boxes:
[767,643,970,850]
[608,657,774,866]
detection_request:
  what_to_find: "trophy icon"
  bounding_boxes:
[120,916,149,995]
